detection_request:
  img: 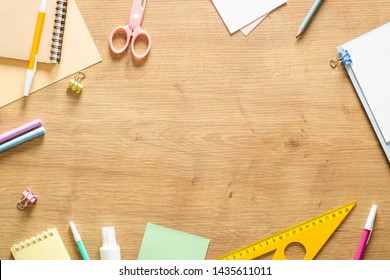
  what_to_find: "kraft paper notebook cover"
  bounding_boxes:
[10,228,71,260]
[336,22,390,162]
[0,0,102,108]
[0,0,68,63]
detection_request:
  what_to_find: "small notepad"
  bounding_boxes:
[137,223,210,260]
[10,228,71,260]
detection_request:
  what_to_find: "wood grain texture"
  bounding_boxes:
[0,0,389,260]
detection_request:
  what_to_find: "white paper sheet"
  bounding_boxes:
[211,0,286,34]
[341,22,390,143]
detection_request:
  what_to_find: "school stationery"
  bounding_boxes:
[296,0,323,38]
[0,126,45,153]
[0,0,68,63]
[210,0,287,34]
[0,0,102,108]
[70,221,90,260]
[24,0,48,96]
[67,71,86,94]
[0,119,43,144]
[17,188,38,210]
[109,0,151,59]
[137,223,210,260]
[100,227,121,260]
[51,0,68,63]
[355,204,377,260]
[240,13,269,37]
[218,201,356,260]
[10,228,71,260]
[332,22,390,162]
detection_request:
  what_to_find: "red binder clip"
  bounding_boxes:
[17,188,38,210]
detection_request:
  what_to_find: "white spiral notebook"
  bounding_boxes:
[335,22,390,162]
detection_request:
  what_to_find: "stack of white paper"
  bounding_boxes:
[211,0,287,36]
[337,22,390,162]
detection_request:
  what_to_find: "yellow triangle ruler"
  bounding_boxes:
[218,201,356,260]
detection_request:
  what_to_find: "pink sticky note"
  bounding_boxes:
[240,13,269,36]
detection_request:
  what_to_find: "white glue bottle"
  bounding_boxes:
[100,227,121,260]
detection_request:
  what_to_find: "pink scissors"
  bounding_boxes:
[109,0,151,59]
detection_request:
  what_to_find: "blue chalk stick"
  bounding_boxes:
[0,126,45,152]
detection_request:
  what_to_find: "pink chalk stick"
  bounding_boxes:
[0,119,43,144]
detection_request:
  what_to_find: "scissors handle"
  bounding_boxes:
[109,25,132,54]
[131,26,152,60]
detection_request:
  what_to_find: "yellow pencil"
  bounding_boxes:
[24,0,47,96]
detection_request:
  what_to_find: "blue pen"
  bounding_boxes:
[0,126,45,152]
[70,221,90,260]
[296,0,324,38]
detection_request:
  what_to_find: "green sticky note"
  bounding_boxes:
[137,223,210,260]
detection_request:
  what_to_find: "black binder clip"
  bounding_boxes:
[17,188,38,210]
[330,49,352,68]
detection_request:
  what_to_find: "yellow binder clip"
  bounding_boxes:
[67,72,86,94]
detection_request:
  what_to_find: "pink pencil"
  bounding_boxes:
[0,119,43,144]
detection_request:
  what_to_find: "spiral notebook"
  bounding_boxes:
[10,228,71,260]
[335,22,390,162]
[0,0,68,63]
[0,0,102,108]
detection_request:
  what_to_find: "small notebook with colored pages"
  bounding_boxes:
[10,228,71,260]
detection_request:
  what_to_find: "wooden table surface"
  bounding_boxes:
[1,0,389,260]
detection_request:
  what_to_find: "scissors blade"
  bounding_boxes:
[130,0,147,30]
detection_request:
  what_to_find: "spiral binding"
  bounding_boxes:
[50,1,68,63]
[12,228,55,252]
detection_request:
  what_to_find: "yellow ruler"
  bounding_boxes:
[218,201,356,260]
